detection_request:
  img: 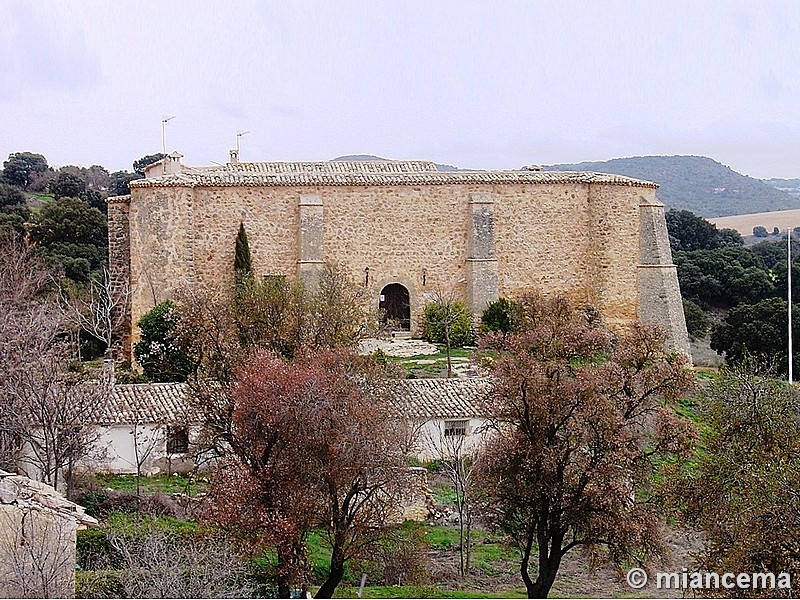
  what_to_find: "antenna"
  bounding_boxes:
[236,130,250,155]
[161,116,176,156]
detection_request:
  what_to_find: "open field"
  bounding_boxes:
[709,208,800,236]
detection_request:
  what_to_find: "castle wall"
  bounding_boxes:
[639,197,692,356]
[108,196,132,359]
[121,175,687,355]
[322,184,470,330]
[128,187,196,349]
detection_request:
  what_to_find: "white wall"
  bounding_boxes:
[413,417,487,462]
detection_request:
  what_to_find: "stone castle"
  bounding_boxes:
[108,151,689,359]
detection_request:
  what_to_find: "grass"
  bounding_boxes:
[105,511,202,534]
[93,472,207,495]
[429,481,458,506]
[25,191,53,205]
[389,346,475,378]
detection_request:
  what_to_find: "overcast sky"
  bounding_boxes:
[2,0,799,178]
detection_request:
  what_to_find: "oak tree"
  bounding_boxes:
[474,292,696,598]
[2,152,48,189]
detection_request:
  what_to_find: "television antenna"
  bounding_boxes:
[236,130,250,155]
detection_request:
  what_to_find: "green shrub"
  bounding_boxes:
[77,527,118,569]
[480,297,518,334]
[422,300,474,347]
[371,348,389,365]
[76,570,125,599]
[133,301,194,382]
[683,299,710,340]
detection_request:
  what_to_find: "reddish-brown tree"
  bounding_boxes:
[205,349,407,598]
[474,293,697,598]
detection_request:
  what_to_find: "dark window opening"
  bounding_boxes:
[444,420,468,437]
[166,426,189,454]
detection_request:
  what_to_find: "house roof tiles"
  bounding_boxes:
[97,377,490,425]
[100,382,200,425]
[394,378,489,420]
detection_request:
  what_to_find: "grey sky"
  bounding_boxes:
[2,0,799,178]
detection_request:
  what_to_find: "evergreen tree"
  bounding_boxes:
[234,222,252,284]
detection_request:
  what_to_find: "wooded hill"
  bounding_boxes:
[545,155,799,218]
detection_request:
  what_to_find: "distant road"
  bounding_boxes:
[708,209,800,236]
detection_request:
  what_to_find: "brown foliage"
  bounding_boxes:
[204,349,408,598]
[663,360,800,597]
[474,292,697,598]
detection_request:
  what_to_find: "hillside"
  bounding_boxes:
[545,156,800,218]
[764,178,800,199]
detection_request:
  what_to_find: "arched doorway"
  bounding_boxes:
[379,283,411,331]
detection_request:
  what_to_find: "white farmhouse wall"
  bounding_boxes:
[414,417,487,462]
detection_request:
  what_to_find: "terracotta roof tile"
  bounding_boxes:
[394,377,490,419]
[130,162,657,189]
[99,378,491,424]
[99,383,200,425]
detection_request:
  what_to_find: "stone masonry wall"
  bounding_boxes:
[122,179,686,354]
[107,196,132,360]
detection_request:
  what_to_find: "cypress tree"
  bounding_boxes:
[234,222,252,283]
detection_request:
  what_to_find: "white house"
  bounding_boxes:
[84,382,202,476]
[394,378,491,462]
[75,377,492,474]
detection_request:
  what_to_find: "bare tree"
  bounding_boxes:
[4,364,110,498]
[83,527,255,598]
[129,423,161,499]
[422,286,473,378]
[427,424,478,577]
[59,266,131,358]
[0,239,111,497]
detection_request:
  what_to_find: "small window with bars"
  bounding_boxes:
[443,420,469,437]
[166,426,189,455]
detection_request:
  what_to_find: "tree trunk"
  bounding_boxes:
[315,547,345,598]
[445,328,452,378]
[276,547,293,599]
[526,542,563,598]
[527,561,561,599]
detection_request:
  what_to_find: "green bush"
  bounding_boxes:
[77,528,120,570]
[133,301,194,382]
[76,570,125,599]
[422,300,474,347]
[683,299,710,340]
[480,297,518,334]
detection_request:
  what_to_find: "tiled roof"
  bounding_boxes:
[0,470,98,527]
[99,383,199,425]
[225,160,440,174]
[99,378,491,424]
[392,377,491,419]
[130,162,657,189]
